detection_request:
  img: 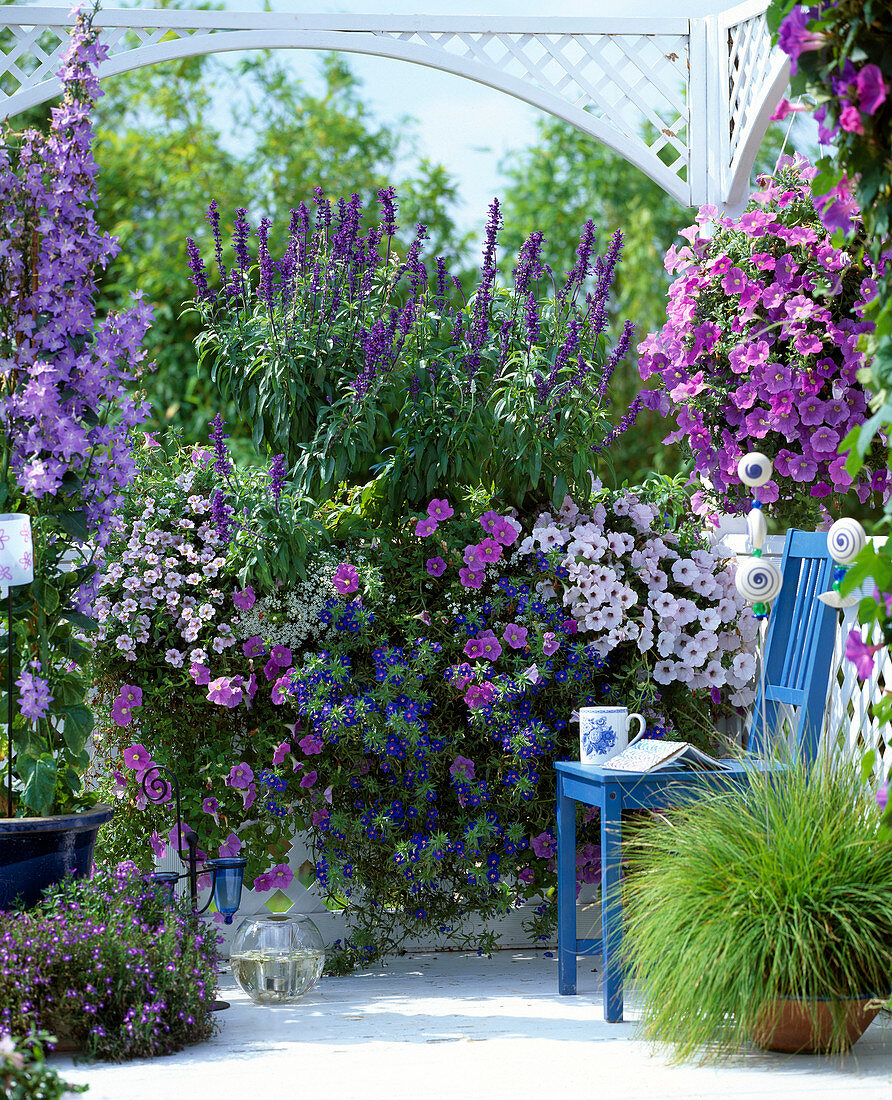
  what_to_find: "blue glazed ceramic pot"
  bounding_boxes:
[0,804,114,910]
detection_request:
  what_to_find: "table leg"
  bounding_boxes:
[601,786,623,1022]
[556,773,577,995]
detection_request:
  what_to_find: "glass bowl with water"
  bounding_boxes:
[230,914,325,1004]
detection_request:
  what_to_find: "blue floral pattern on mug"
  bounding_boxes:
[581,715,616,757]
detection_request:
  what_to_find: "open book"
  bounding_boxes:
[600,739,732,773]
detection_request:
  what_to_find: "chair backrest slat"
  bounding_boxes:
[747,530,836,760]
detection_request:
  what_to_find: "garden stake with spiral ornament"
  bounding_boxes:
[733,453,782,619]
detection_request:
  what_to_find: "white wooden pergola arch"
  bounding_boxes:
[0,2,789,212]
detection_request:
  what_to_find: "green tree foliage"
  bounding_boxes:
[87,46,469,455]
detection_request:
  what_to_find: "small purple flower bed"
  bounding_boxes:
[0,865,218,1062]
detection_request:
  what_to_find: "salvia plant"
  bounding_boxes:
[0,864,219,1062]
[638,154,886,529]
[186,190,642,522]
[0,12,150,815]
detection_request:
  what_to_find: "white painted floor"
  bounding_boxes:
[56,951,892,1100]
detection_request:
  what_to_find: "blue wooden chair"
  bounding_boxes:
[555,529,838,1021]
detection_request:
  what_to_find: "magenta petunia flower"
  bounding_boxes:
[491,517,520,546]
[463,544,485,571]
[839,104,865,135]
[299,769,318,789]
[218,832,242,858]
[464,631,503,661]
[426,556,447,577]
[427,498,454,521]
[332,563,359,594]
[415,516,439,537]
[531,831,556,859]
[270,645,293,667]
[503,623,529,649]
[845,628,882,680]
[242,635,267,658]
[118,684,142,707]
[190,662,211,686]
[478,510,501,533]
[227,761,254,790]
[272,740,291,765]
[449,755,475,781]
[299,733,323,755]
[856,63,887,115]
[459,567,483,590]
[542,632,560,657]
[233,585,256,610]
[208,676,243,708]
[476,538,503,566]
[123,743,153,771]
[464,682,496,709]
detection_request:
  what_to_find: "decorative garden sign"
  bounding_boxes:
[1,2,788,212]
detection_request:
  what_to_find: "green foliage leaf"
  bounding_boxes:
[20,754,57,817]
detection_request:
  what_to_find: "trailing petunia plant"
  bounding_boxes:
[768,2,892,388]
[186,190,642,523]
[0,11,151,816]
[638,154,886,529]
[91,436,756,966]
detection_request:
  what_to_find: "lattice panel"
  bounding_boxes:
[0,23,68,96]
[827,604,892,784]
[379,29,690,173]
[727,14,774,161]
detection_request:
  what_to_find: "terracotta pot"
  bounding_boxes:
[751,996,881,1054]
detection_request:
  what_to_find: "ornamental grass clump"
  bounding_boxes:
[0,865,218,1062]
[186,190,641,521]
[638,153,886,530]
[624,757,892,1062]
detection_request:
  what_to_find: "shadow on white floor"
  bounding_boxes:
[56,950,892,1100]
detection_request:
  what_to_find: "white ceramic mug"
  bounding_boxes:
[579,706,646,764]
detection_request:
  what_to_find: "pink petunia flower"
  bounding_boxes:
[459,567,483,590]
[190,662,211,686]
[542,632,560,657]
[503,623,529,649]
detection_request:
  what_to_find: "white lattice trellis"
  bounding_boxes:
[0,3,790,211]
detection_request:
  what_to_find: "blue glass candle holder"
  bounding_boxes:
[206,857,248,924]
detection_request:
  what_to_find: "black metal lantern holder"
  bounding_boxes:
[141,763,226,915]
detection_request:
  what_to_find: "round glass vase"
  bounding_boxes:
[230,913,325,1004]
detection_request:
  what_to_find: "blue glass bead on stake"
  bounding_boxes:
[735,452,782,619]
[817,517,866,609]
